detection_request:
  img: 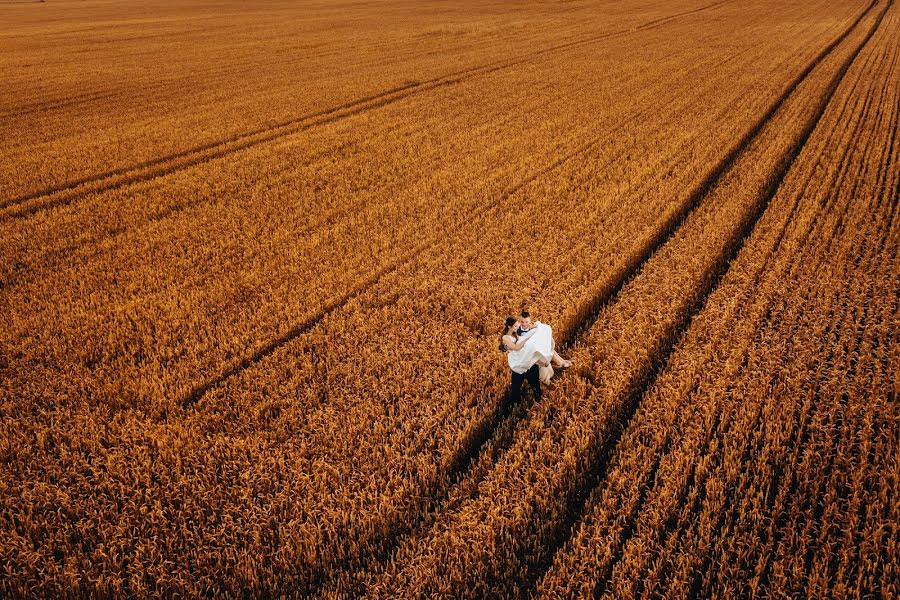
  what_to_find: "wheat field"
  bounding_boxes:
[1,0,897,597]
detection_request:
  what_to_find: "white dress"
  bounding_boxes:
[506,322,555,375]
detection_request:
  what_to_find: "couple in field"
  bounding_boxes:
[499,311,572,408]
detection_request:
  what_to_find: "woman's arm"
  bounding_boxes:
[503,335,528,351]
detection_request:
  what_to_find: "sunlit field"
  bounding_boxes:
[1,0,896,596]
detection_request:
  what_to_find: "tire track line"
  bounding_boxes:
[664,24,897,597]
[522,0,891,593]
[558,0,879,345]
[0,90,122,119]
[176,123,628,409]
[0,0,735,221]
[630,0,733,32]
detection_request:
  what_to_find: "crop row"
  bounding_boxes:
[537,6,898,597]
[0,0,727,202]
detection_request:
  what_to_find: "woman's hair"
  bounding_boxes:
[499,315,518,352]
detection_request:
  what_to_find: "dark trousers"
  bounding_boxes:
[504,364,542,415]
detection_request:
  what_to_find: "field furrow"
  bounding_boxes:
[536,5,898,596]
[342,1,890,597]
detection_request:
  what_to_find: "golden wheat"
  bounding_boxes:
[0,0,894,597]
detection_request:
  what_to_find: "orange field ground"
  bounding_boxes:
[1,0,897,597]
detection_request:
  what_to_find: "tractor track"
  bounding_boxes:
[306,0,887,594]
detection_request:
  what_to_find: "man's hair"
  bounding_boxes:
[520,310,530,318]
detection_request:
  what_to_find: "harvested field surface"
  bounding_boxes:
[1,0,896,597]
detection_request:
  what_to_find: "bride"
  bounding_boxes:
[500,314,572,384]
